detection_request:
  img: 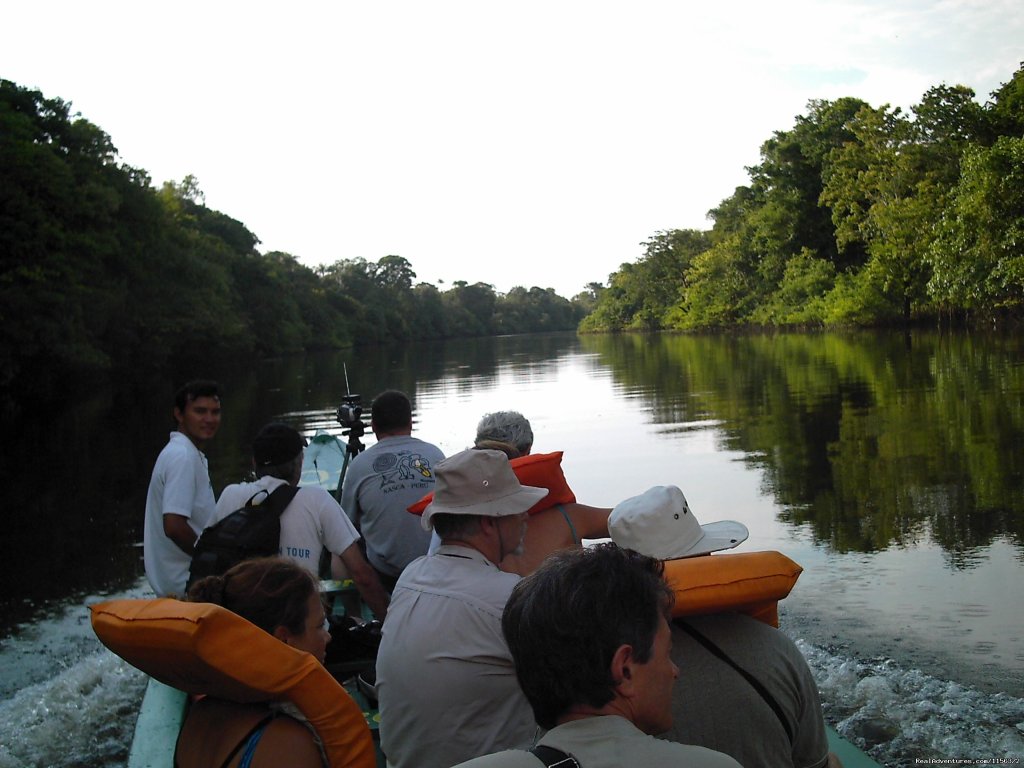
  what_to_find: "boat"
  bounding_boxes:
[123,679,874,768]
[110,430,882,767]
[300,429,356,502]
[112,575,882,767]
[120,632,880,768]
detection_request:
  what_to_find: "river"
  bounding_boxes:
[1,330,1022,766]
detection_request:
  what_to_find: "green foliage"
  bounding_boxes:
[569,282,605,318]
[752,249,835,325]
[0,78,582,402]
[747,97,869,271]
[579,230,710,331]
[669,236,754,328]
[928,136,1024,311]
[441,281,495,336]
[986,63,1024,138]
[820,270,902,326]
[579,62,1024,332]
[493,286,581,334]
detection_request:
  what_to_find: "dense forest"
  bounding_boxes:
[582,63,1024,331]
[4,65,1023,406]
[0,78,591,405]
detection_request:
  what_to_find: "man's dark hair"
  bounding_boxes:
[501,543,673,730]
[254,455,303,482]
[371,389,412,432]
[174,380,220,412]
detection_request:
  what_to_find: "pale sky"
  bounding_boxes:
[4,1,1021,298]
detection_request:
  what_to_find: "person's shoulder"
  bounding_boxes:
[679,611,784,641]
[251,715,323,768]
[220,479,256,494]
[294,483,332,499]
[412,436,444,454]
[654,740,742,766]
[295,484,342,508]
[158,433,192,459]
[388,433,443,452]
[218,480,260,502]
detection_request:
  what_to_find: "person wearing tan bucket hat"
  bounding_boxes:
[611,485,838,768]
[376,449,547,768]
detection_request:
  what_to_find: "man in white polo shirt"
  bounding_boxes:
[144,380,221,598]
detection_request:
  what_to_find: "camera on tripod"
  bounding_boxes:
[336,394,366,434]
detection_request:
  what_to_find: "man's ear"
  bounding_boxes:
[610,643,637,698]
[173,407,183,425]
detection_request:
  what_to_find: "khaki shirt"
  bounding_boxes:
[376,545,537,768]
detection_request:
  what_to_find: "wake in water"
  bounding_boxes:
[0,651,146,768]
[3,578,1022,768]
[0,579,151,767]
[799,640,1024,766]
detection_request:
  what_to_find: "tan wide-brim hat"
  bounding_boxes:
[421,449,549,530]
[608,485,748,559]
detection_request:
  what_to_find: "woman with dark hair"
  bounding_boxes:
[175,557,331,768]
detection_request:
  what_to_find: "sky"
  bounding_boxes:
[3,1,1022,299]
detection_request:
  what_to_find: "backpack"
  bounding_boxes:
[186,484,300,592]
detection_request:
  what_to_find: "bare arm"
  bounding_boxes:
[564,503,612,540]
[338,544,390,621]
[163,513,197,556]
[330,553,351,580]
[251,716,324,768]
[500,503,613,577]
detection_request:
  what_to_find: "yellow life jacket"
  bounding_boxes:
[90,598,376,768]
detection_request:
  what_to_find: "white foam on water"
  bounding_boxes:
[3,576,1023,767]
[0,580,152,767]
[0,649,146,768]
[798,640,1024,766]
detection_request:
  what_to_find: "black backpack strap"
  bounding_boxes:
[675,619,794,745]
[258,483,300,515]
[530,745,581,768]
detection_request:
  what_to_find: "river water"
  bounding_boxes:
[1,330,1022,766]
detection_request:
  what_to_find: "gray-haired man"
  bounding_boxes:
[376,449,548,768]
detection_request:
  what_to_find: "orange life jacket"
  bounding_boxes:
[90,598,376,768]
[663,550,803,627]
[407,451,577,516]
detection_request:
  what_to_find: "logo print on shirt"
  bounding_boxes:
[376,453,435,488]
